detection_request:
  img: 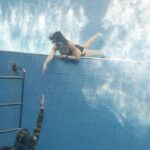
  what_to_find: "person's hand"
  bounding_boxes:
[57,55,66,59]
[40,95,44,109]
[43,62,47,73]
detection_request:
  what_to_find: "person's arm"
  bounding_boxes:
[30,95,44,148]
[58,54,80,60]
[43,46,57,73]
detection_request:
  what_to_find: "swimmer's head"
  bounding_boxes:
[15,128,31,145]
[49,31,68,45]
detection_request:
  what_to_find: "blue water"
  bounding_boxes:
[1,0,150,60]
[1,51,150,150]
[0,0,108,54]
[1,0,150,150]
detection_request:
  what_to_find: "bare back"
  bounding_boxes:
[55,42,70,55]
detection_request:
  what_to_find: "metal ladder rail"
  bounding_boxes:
[0,75,25,134]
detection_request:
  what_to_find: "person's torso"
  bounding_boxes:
[56,42,72,55]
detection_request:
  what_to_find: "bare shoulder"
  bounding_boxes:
[52,43,57,51]
[67,41,76,49]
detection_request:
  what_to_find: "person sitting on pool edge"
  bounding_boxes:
[0,96,44,150]
[43,31,105,72]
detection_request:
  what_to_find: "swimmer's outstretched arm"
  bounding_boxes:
[43,46,56,72]
[31,95,44,147]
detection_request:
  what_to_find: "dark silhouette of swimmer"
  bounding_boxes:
[0,95,44,150]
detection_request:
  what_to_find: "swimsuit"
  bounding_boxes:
[75,44,85,56]
[58,43,85,56]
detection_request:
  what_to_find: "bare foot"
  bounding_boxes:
[96,32,102,37]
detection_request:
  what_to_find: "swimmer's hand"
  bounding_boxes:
[40,95,44,110]
[57,55,67,59]
[43,62,47,73]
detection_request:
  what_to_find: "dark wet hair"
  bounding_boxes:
[49,31,68,45]
[16,128,31,145]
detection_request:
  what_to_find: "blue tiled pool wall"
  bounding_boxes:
[0,51,150,150]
